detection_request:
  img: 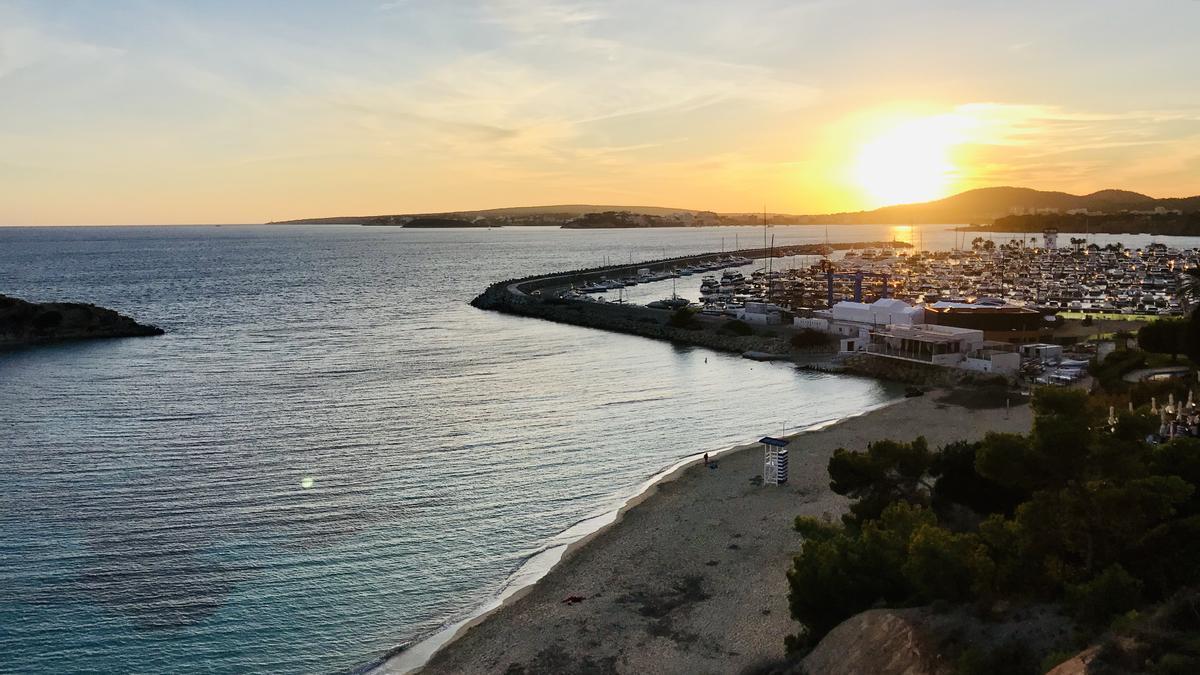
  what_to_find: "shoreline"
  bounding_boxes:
[398,392,1034,675]
[376,395,910,674]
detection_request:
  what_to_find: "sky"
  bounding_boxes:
[2,0,1199,225]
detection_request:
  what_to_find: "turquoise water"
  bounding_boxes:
[0,224,909,673]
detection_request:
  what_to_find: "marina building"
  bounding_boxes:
[794,298,924,352]
[866,324,1020,376]
[923,302,1051,344]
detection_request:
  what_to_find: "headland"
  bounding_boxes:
[0,294,164,350]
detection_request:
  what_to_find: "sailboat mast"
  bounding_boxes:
[762,206,768,252]
[768,234,775,302]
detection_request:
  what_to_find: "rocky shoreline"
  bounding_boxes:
[0,294,164,350]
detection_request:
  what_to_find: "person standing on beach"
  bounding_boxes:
[703,452,709,467]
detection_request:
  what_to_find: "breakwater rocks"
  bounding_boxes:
[483,294,793,355]
[470,243,902,357]
[842,353,1010,387]
[0,294,164,350]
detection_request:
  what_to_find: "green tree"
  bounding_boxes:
[902,525,994,602]
[787,503,931,649]
[1147,437,1200,517]
[1138,320,1188,360]
[1066,564,1143,627]
[828,437,934,526]
[930,440,1027,519]
[1180,268,1200,314]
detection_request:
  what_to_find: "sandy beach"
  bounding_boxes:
[397,391,1034,675]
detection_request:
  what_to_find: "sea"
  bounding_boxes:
[0,223,1194,674]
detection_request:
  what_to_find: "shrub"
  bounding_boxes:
[667,307,701,329]
[787,503,930,648]
[793,516,840,542]
[1067,564,1143,628]
[720,319,754,336]
[930,440,1027,519]
[902,525,993,602]
[1138,320,1189,360]
[791,328,830,349]
[957,641,1039,675]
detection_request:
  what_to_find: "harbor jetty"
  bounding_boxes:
[470,242,905,358]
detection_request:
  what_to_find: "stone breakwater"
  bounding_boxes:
[0,294,164,349]
[470,242,905,357]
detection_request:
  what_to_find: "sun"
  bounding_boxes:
[853,115,967,207]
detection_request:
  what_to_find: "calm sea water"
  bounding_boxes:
[1,223,1186,673]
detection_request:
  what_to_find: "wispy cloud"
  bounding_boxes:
[480,0,605,32]
[953,103,1200,192]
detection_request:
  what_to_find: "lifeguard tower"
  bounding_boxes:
[760,437,790,485]
[1042,228,1058,250]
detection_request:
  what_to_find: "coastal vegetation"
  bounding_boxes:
[974,212,1200,237]
[1137,269,1200,364]
[787,387,1200,672]
[789,328,831,349]
[400,217,481,228]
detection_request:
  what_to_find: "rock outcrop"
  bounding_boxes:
[802,606,1075,675]
[803,609,954,675]
[0,294,164,349]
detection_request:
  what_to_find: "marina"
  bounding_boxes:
[567,235,1199,320]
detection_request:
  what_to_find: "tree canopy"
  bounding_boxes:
[787,388,1200,663]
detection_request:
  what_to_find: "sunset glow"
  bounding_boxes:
[1,1,1198,224]
[854,116,967,207]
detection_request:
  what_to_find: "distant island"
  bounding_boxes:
[268,186,1200,235]
[374,217,492,228]
[0,294,164,350]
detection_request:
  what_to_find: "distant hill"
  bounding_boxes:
[269,187,1200,227]
[799,187,1200,224]
[269,204,703,225]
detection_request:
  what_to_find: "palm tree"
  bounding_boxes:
[1181,268,1200,316]
[1180,268,1200,366]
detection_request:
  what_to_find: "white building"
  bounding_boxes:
[867,324,1021,376]
[1019,343,1064,363]
[795,298,924,352]
[737,301,784,325]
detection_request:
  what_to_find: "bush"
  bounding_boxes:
[902,525,993,602]
[1138,320,1189,360]
[791,328,830,349]
[720,319,754,336]
[956,641,1039,675]
[1067,564,1143,627]
[787,503,930,648]
[930,440,1027,519]
[667,307,701,329]
[787,386,1200,657]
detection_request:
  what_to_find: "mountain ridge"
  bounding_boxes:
[268,186,1200,226]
